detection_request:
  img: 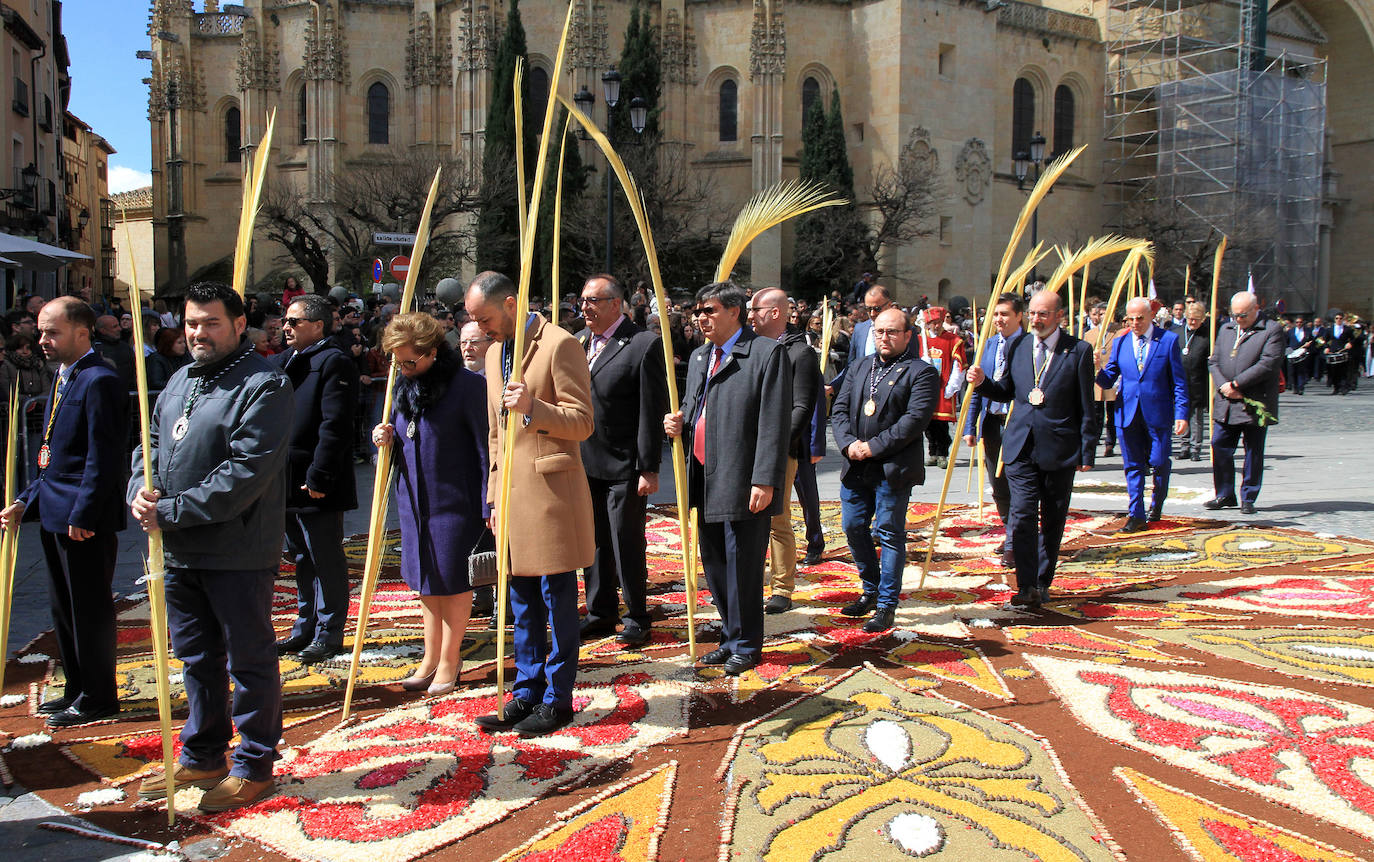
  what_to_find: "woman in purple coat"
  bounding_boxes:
[373,313,489,696]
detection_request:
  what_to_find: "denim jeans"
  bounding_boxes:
[840,479,912,608]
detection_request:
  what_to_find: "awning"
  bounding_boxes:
[0,233,91,273]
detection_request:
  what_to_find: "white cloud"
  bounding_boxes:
[108,164,152,194]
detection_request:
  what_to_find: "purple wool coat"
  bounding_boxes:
[393,364,490,596]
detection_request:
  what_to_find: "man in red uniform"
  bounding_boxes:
[915,307,965,468]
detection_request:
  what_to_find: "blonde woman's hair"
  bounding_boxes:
[382,312,448,355]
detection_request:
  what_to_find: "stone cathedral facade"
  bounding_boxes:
[143,0,1370,317]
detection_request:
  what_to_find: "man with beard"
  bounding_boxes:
[130,282,293,811]
[273,293,360,663]
[466,272,595,736]
[1,298,126,727]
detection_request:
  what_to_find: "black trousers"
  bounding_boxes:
[792,455,825,558]
[584,476,651,629]
[699,514,770,658]
[1004,459,1077,596]
[40,529,119,711]
[285,510,349,647]
[980,413,1012,528]
[925,420,952,457]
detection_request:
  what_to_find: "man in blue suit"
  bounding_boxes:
[1095,297,1189,532]
[2,297,127,727]
[968,290,1099,611]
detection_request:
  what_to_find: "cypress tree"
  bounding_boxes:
[793,86,865,296]
[476,0,532,277]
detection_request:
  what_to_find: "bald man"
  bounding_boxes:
[1095,297,1189,531]
[1205,292,1285,514]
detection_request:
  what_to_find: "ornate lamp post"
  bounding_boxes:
[1014,131,1049,284]
[573,68,647,274]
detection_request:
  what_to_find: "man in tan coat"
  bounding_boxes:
[465,271,595,737]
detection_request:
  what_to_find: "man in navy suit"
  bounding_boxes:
[968,290,1099,611]
[831,308,938,631]
[963,293,1023,568]
[826,284,894,397]
[2,297,126,727]
[1095,297,1189,532]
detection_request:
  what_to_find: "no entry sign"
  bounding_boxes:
[390,255,411,281]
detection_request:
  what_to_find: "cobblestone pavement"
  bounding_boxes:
[1,379,1368,859]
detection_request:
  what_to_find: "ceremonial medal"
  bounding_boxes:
[406,421,417,439]
[864,399,876,416]
[1028,388,1045,406]
[172,416,190,441]
[37,444,50,470]
[1182,347,1189,355]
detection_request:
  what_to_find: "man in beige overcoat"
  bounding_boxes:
[465,271,595,737]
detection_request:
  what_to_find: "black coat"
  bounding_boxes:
[975,331,1100,470]
[832,351,939,489]
[777,325,821,460]
[277,339,360,512]
[576,318,668,482]
[681,328,790,522]
[1171,321,1212,407]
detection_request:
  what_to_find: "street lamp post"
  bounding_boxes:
[1013,131,1049,285]
[573,67,648,275]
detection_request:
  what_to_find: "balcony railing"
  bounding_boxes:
[11,78,28,117]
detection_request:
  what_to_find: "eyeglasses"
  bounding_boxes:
[864,303,890,316]
[1124,314,1149,321]
[397,356,431,370]
[459,338,490,347]
[1026,310,1057,318]
[873,328,907,338]
[692,306,724,317]
[283,317,320,328]
[579,296,617,307]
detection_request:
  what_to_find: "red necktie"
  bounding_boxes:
[693,347,723,464]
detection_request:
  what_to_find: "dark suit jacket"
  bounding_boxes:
[17,352,127,534]
[1172,321,1212,407]
[777,326,821,460]
[832,351,939,489]
[975,330,1100,470]
[682,328,790,522]
[965,332,1013,439]
[277,338,359,512]
[576,317,667,482]
[1096,325,1189,430]
[1208,318,1285,425]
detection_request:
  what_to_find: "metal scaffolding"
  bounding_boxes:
[1105,0,1327,311]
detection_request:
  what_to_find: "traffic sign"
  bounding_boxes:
[390,255,411,280]
[372,258,384,282]
[374,232,417,245]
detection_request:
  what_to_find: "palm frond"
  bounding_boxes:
[1044,235,1146,297]
[398,166,444,315]
[715,181,848,283]
[233,109,276,298]
[991,144,1086,296]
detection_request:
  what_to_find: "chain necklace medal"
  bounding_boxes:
[864,398,876,416]
[406,419,417,439]
[37,443,50,469]
[172,415,190,441]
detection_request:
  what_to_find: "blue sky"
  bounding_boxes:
[64,0,156,192]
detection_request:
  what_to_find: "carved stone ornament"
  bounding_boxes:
[955,137,992,205]
[236,17,280,92]
[569,0,610,71]
[457,0,495,73]
[407,11,449,87]
[749,0,785,80]
[305,1,348,82]
[148,49,207,119]
[662,8,698,86]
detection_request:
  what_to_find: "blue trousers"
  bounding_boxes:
[1212,422,1267,504]
[509,571,579,708]
[699,515,770,657]
[1118,415,1171,519]
[840,479,912,608]
[285,510,349,646]
[165,567,282,781]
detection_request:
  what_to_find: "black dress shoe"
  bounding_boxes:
[297,641,344,663]
[862,607,896,633]
[46,703,119,728]
[1203,495,1238,510]
[840,594,878,617]
[616,624,650,647]
[1119,517,1149,534]
[475,697,537,731]
[994,541,1006,554]
[1002,594,1040,612]
[723,654,760,676]
[578,618,616,640]
[1103,445,1115,458]
[37,696,74,715]
[1000,551,1015,569]
[514,703,576,737]
[1039,586,1052,605]
[1148,503,1164,522]
[764,595,793,614]
[1239,501,1257,514]
[699,647,732,665]
[800,551,824,567]
[275,635,310,655]
[1191,452,1203,462]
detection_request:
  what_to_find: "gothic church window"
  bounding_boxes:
[299,85,308,144]
[528,66,550,133]
[802,76,820,123]
[225,106,241,163]
[1012,77,1034,158]
[367,82,390,145]
[719,79,738,142]
[1054,85,1075,156]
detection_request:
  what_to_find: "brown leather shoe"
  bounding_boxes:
[198,775,276,812]
[138,760,230,801]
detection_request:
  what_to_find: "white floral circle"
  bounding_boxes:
[887,812,944,856]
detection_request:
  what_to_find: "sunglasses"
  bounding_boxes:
[283,317,320,328]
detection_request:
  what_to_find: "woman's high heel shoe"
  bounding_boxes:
[400,670,436,692]
[426,676,458,697]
